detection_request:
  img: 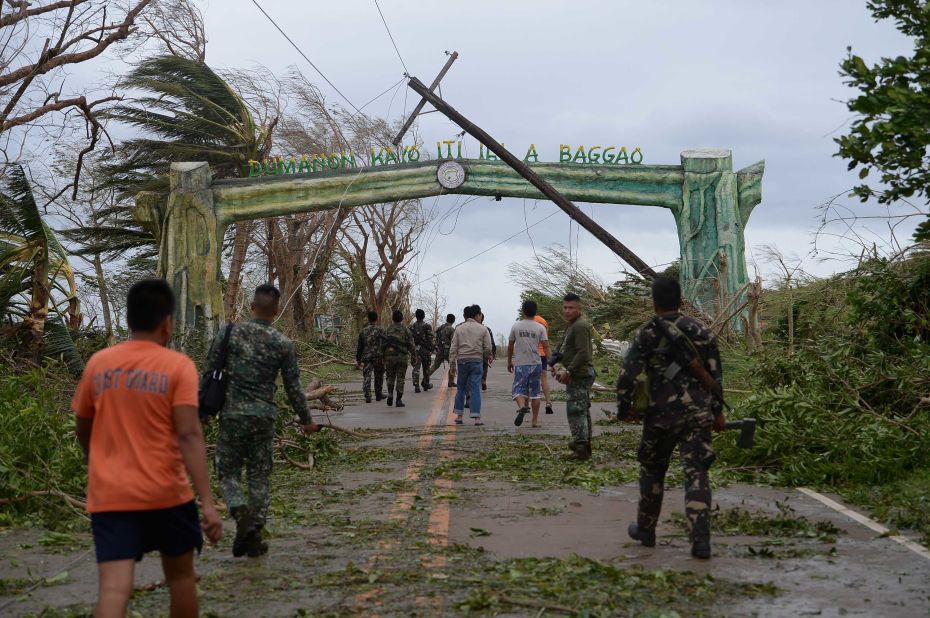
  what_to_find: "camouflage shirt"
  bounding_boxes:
[355,324,384,363]
[381,323,416,363]
[409,320,434,353]
[203,319,312,423]
[434,323,455,353]
[615,312,723,419]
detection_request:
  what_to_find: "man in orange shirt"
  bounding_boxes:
[72,280,223,618]
[534,313,555,416]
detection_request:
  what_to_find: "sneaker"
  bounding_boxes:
[691,540,711,559]
[628,523,656,548]
[514,406,529,427]
[545,403,554,415]
[386,396,393,407]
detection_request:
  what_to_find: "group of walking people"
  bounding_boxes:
[70,274,727,616]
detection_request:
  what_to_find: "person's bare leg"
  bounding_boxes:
[515,395,528,410]
[541,369,552,411]
[96,559,135,618]
[161,551,198,618]
[531,398,541,426]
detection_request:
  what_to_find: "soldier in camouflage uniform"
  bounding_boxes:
[206,284,320,558]
[429,314,456,387]
[550,293,595,460]
[381,309,417,407]
[355,310,385,403]
[615,276,725,560]
[409,309,434,393]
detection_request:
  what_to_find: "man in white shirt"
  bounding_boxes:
[507,299,551,427]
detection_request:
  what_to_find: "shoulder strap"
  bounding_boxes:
[662,317,702,360]
[213,323,234,372]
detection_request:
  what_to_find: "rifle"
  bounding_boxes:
[651,316,731,412]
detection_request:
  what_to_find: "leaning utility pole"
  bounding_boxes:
[393,51,458,147]
[404,76,657,278]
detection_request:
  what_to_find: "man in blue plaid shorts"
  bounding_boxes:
[507,299,551,428]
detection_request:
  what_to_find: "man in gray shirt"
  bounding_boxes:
[507,299,551,427]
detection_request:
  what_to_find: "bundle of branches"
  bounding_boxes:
[720,250,930,488]
[0,360,87,526]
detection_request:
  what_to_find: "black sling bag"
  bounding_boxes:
[198,323,234,422]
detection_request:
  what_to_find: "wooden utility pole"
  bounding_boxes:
[405,76,657,278]
[393,52,459,147]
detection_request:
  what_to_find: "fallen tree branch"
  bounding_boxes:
[0,489,85,510]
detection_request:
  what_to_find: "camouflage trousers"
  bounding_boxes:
[216,415,276,528]
[428,350,453,385]
[362,358,384,399]
[410,350,433,388]
[384,355,409,398]
[637,405,716,542]
[565,371,595,447]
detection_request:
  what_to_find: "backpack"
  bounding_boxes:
[198,323,234,422]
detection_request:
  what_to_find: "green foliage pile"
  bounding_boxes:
[0,361,86,528]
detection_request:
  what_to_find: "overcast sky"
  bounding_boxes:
[146,2,921,335]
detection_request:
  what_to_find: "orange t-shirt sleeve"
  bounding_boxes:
[71,360,97,419]
[172,357,200,408]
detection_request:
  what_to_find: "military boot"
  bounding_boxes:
[375,391,384,401]
[395,396,405,407]
[245,526,269,558]
[231,506,252,558]
[414,385,421,393]
[365,394,372,403]
[423,381,432,391]
[628,523,656,547]
[386,392,393,406]
[691,540,711,559]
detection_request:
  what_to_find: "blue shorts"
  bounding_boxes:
[91,500,203,563]
[512,364,542,400]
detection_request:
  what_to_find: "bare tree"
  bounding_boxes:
[758,244,807,354]
[126,0,206,62]
[0,0,153,180]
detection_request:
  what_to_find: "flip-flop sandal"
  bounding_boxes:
[514,407,529,426]
[545,403,554,415]
[454,417,463,425]
[474,420,484,426]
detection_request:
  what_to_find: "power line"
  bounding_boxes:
[412,208,561,287]
[250,0,362,115]
[373,0,410,75]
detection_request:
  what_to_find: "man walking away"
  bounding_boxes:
[508,299,550,428]
[355,310,385,403]
[410,309,435,393]
[381,309,417,407]
[209,284,320,558]
[474,307,496,391]
[429,313,456,387]
[72,279,223,617]
[550,293,595,460]
[534,311,554,415]
[450,305,492,425]
[615,276,725,560]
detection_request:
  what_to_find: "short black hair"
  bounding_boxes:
[415,308,425,320]
[367,310,378,323]
[563,292,581,303]
[521,299,538,317]
[127,279,175,331]
[463,305,476,319]
[652,276,682,310]
[446,313,455,323]
[392,309,403,323]
[471,304,481,315]
[254,284,281,313]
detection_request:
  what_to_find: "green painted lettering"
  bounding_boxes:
[312,155,326,172]
[572,145,587,164]
[456,141,462,158]
[327,153,340,169]
[630,147,643,164]
[524,144,539,163]
[248,160,263,177]
[407,145,420,162]
[384,148,399,164]
[588,145,602,164]
[602,147,616,164]
[615,147,629,164]
[283,157,298,174]
[559,144,572,163]
[297,155,312,174]
[341,151,357,168]
[443,140,455,158]
[371,148,385,165]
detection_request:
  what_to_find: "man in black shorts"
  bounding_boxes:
[73,280,223,616]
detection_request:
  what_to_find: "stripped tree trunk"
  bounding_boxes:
[224,221,253,321]
[23,248,50,363]
[94,253,116,345]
